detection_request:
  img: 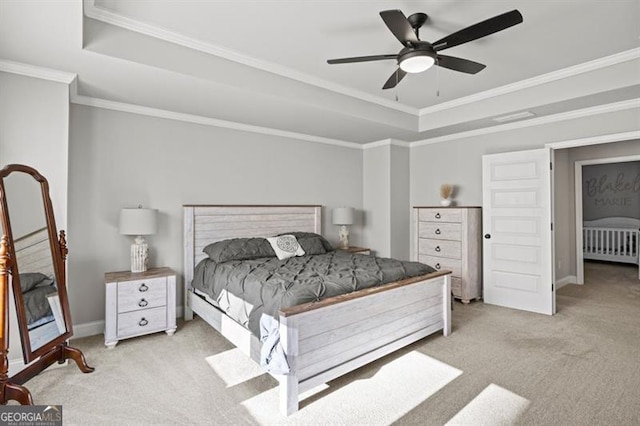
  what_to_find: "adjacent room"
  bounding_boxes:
[0,1,639,424]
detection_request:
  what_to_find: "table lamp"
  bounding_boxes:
[332,207,354,249]
[119,206,157,273]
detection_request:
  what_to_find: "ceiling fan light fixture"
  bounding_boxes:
[398,50,436,73]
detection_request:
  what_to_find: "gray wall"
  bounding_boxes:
[410,109,640,283]
[0,72,69,371]
[582,161,640,220]
[68,105,363,324]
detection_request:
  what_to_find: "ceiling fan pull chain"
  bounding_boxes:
[436,59,441,97]
[395,71,399,102]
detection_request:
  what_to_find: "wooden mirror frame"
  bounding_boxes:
[0,164,93,405]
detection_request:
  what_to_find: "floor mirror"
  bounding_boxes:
[0,164,93,405]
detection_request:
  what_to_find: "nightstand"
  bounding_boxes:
[337,246,371,255]
[104,267,177,348]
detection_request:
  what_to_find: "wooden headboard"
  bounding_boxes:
[14,227,54,278]
[183,205,322,290]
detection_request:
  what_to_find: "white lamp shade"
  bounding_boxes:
[332,207,354,226]
[119,208,158,236]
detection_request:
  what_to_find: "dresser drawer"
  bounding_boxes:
[419,222,462,241]
[419,255,462,277]
[117,306,167,338]
[418,209,462,223]
[118,277,167,313]
[419,239,461,259]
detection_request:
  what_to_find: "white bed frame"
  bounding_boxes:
[183,205,451,416]
[583,217,640,265]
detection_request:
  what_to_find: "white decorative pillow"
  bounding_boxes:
[266,235,305,260]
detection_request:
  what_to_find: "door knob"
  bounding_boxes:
[484,234,491,239]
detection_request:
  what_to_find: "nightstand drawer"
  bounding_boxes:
[419,255,462,277]
[419,239,461,259]
[419,222,462,241]
[117,277,166,313]
[418,209,462,223]
[117,306,167,338]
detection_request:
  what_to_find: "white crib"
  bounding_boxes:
[583,217,640,265]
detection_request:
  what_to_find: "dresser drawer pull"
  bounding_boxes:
[435,228,441,235]
[435,246,441,252]
[435,213,441,219]
[435,263,441,270]
[139,318,148,327]
[138,298,148,308]
[138,283,149,292]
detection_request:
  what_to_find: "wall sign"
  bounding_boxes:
[582,161,640,221]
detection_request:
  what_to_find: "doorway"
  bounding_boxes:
[575,156,640,283]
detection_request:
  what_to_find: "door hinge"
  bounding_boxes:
[550,162,553,170]
[551,223,553,231]
[552,283,554,291]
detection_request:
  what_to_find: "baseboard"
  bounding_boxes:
[556,275,578,289]
[72,306,184,339]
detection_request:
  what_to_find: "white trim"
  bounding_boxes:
[0,59,77,84]
[556,275,577,289]
[71,94,363,150]
[574,153,640,284]
[418,48,640,116]
[73,320,105,339]
[362,139,411,150]
[546,131,640,149]
[83,0,418,116]
[411,99,640,147]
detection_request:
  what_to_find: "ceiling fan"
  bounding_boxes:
[327,9,523,90]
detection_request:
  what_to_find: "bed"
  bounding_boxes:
[583,217,639,265]
[183,205,451,415]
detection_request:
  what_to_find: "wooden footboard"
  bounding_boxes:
[276,271,451,415]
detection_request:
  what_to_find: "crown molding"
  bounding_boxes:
[411,98,640,147]
[545,131,640,149]
[70,91,363,150]
[83,0,419,116]
[362,139,411,150]
[418,48,640,117]
[0,59,76,84]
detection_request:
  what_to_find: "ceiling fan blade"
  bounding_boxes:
[382,68,407,90]
[433,9,523,51]
[327,54,397,65]
[380,10,419,47]
[437,55,486,74]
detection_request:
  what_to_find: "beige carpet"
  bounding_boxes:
[20,261,640,425]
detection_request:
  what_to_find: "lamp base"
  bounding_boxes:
[338,225,350,249]
[130,236,149,273]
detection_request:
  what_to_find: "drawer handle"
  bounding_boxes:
[435,213,441,219]
[139,318,148,327]
[435,263,441,270]
[435,246,441,252]
[138,298,148,308]
[139,283,149,292]
[435,228,441,235]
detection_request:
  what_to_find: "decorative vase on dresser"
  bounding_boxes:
[413,206,482,303]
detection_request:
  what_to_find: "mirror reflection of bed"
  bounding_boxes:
[14,228,66,350]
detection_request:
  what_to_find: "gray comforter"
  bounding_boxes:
[192,250,435,336]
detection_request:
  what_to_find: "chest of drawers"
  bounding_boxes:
[104,267,177,348]
[414,207,482,303]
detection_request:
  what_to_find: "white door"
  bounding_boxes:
[482,148,555,315]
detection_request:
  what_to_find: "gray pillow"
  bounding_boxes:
[277,232,334,254]
[203,238,275,263]
[19,272,54,293]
